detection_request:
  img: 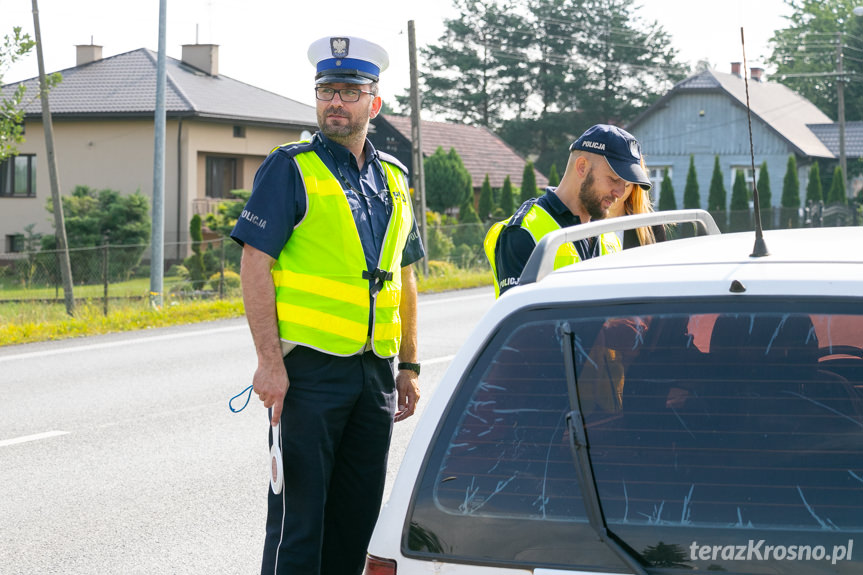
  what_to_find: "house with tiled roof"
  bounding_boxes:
[0,44,316,256]
[369,114,548,195]
[626,65,837,209]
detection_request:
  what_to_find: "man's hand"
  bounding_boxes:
[253,360,290,426]
[394,368,420,422]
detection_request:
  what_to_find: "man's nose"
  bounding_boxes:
[611,182,626,198]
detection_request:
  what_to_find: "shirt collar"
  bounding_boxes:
[544,187,582,223]
[316,132,376,171]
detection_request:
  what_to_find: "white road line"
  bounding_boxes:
[0,324,247,363]
[418,291,491,306]
[0,430,70,448]
[423,354,455,365]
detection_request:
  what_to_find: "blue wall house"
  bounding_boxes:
[626,65,834,210]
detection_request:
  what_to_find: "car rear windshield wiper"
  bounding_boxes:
[560,322,648,575]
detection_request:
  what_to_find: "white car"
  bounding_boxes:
[367,210,863,575]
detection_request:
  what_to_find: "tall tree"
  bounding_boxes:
[419,0,687,174]
[806,161,823,204]
[547,163,560,187]
[1,27,36,161]
[757,161,772,208]
[424,147,473,213]
[520,161,539,203]
[683,155,700,209]
[707,155,726,211]
[730,170,750,210]
[768,0,863,123]
[415,0,518,126]
[658,169,676,210]
[782,155,801,208]
[500,175,515,215]
[478,174,494,220]
[827,165,847,204]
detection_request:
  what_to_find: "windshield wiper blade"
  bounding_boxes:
[560,322,648,575]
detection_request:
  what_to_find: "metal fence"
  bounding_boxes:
[1,202,859,312]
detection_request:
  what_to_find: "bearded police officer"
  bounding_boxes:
[231,35,424,575]
[484,124,652,297]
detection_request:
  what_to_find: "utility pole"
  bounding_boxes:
[149,0,167,308]
[408,21,428,275]
[32,0,75,316]
[837,31,848,198]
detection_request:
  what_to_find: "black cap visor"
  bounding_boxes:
[315,69,376,85]
[605,157,652,191]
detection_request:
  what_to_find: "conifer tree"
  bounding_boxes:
[827,166,847,205]
[756,161,772,208]
[520,161,539,203]
[478,174,494,220]
[730,170,750,210]
[781,155,800,208]
[547,163,560,187]
[500,175,515,215]
[806,161,823,204]
[683,155,700,209]
[658,169,676,210]
[707,155,726,211]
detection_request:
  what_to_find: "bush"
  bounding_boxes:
[208,270,241,296]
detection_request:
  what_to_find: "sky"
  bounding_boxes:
[2,0,794,112]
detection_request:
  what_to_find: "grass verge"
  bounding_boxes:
[0,266,493,347]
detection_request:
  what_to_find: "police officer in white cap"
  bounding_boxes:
[231,35,424,575]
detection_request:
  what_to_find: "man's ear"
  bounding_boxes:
[575,154,590,177]
[369,95,383,119]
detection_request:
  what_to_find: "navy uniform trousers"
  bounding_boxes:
[260,345,396,575]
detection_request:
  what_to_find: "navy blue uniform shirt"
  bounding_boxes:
[495,188,599,296]
[231,132,424,272]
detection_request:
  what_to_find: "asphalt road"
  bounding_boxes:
[0,286,494,574]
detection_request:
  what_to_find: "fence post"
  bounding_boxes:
[219,237,226,300]
[102,239,109,316]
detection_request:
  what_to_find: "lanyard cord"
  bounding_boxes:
[229,385,253,413]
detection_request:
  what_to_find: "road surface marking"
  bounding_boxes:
[0,430,70,448]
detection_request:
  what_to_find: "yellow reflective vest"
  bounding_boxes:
[270,145,413,357]
[484,199,621,298]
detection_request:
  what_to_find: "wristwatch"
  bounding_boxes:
[397,362,421,375]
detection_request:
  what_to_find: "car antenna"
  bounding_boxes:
[741,27,770,257]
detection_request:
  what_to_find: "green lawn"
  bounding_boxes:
[0,267,493,347]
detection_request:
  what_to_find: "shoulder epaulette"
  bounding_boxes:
[377,151,409,175]
[507,197,540,228]
[269,140,315,157]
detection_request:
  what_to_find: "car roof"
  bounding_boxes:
[498,223,863,315]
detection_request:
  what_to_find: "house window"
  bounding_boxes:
[5,234,25,253]
[0,154,37,197]
[205,156,237,199]
[233,125,246,138]
[647,166,671,189]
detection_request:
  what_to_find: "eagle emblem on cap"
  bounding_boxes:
[629,140,640,159]
[330,38,349,58]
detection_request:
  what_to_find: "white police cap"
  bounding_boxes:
[307,36,389,85]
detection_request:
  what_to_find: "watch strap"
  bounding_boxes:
[397,361,421,375]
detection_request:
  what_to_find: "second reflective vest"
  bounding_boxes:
[484,199,621,298]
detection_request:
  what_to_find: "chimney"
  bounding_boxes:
[182,43,219,76]
[750,67,764,82]
[76,42,103,66]
[731,62,742,77]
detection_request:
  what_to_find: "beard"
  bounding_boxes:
[317,104,369,145]
[578,168,609,221]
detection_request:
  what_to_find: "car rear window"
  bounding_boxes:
[406,299,863,573]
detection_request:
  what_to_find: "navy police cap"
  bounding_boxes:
[308,36,389,85]
[570,124,652,190]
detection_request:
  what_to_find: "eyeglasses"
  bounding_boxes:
[315,87,374,103]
